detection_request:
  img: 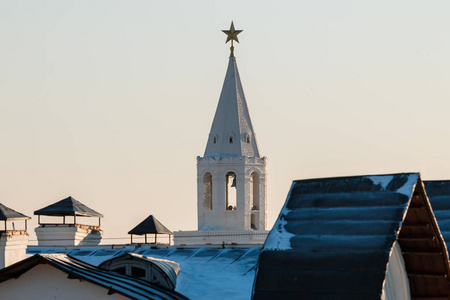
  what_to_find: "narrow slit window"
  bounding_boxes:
[203,173,213,210]
[229,135,234,143]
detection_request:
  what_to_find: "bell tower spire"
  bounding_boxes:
[204,22,259,158]
[197,22,268,232]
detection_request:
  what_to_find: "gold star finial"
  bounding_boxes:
[222,21,243,57]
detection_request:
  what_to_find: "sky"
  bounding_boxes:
[1,1,450,243]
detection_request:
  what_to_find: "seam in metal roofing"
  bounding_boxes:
[0,253,188,300]
[0,203,30,221]
[128,215,172,235]
[34,196,103,217]
[424,180,450,250]
[253,173,450,300]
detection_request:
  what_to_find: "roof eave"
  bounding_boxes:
[34,211,103,218]
[0,216,31,221]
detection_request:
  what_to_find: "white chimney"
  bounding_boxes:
[34,196,103,247]
[0,203,30,268]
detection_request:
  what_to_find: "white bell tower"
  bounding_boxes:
[197,22,268,232]
[173,22,269,246]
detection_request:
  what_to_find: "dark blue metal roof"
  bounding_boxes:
[128,215,172,235]
[424,180,450,249]
[252,173,450,300]
[0,203,30,221]
[34,196,103,217]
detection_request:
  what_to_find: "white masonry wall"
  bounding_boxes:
[0,232,28,269]
[35,225,102,246]
[196,155,267,231]
[0,264,127,300]
[382,241,411,300]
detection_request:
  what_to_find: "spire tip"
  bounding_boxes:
[222,21,243,57]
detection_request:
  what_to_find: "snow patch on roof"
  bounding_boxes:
[396,174,418,197]
[263,208,295,251]
[29,246,260,300]
[175,258,255,300]
[366,175,394,189]
[365,174,418,197]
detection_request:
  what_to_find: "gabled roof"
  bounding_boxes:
[0,203,30,221]
[0,253,188,300]
[424,180,450,249]
[128,215,172,235]
[203,57,260,158]
[253,173,450,300]
[34,196,103,218]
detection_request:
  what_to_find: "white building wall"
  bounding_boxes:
[173,230,269,246]
[0,264,127,300]
[382,241,411,300]
[35,225,102,246]
[0,232,28,269]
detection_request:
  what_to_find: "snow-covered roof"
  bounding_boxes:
[253,173,450,300]
[0,253,187,300]
[34,196,103,217]
[27,246,260,300]
[203,57,260,158]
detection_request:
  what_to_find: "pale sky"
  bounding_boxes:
[1,1,450,243]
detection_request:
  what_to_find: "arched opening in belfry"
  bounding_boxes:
[203,172,212,210]
[226,172,237,210]
[250,172,260,210]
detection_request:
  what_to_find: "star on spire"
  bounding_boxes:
[222,21,243,57]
